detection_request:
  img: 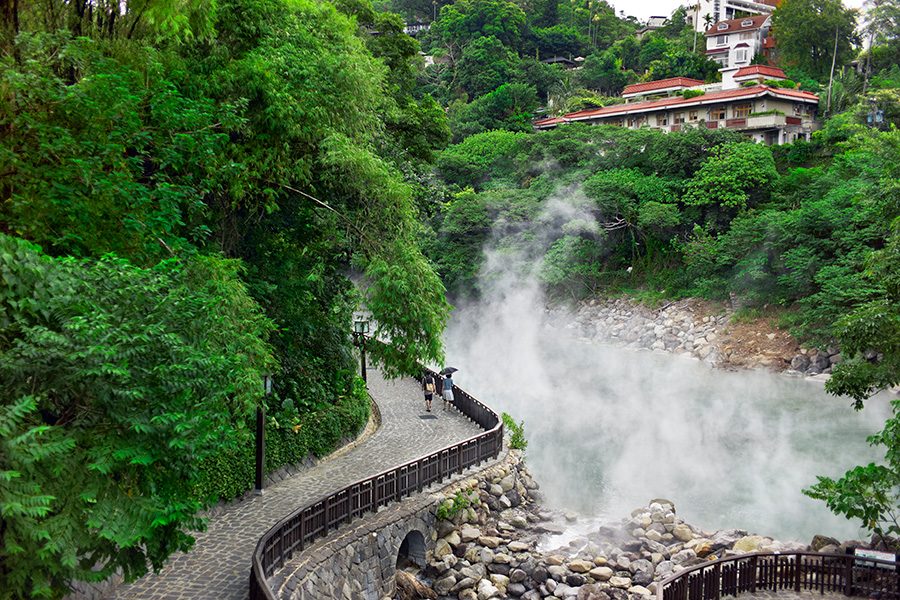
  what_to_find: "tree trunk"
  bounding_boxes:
[0,0,18,52]
[395,570,437,600]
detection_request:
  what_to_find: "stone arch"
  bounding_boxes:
[396,529,426,569]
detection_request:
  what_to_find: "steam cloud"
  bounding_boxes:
[443,186,891,543]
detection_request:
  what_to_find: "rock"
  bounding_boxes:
[589,566,613,581]
[568,559,594,573]
[478,536,502,549]
[493,553,513,565]
[499,473,516,493]
[576,584,610,600]
[693,541,714,558]
[629,559,654,586]
[818,544,841,554]
[711,529,747,550]
[733,535,767,553]
[433,574,457,596]
[508,541,530,553]
[509,569,528,583]
[548,565,567,581]
[655,561,674,577]
[477,578,500,600]
[645,529,663,543]
[459,590,478,600]
[671,549,697,565]
[609,576,631,589]
[434,538,453,559]
[446,531,462,547]
[628,586,652,596]
[810,535,841,552]
[507,582,527,597]
[461,526,482,543]
[395,570,437,600]
[673,524,693,542]
[490,573,510,589]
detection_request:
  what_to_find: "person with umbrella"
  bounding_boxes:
[440,367,457,411]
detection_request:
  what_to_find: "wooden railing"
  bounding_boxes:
[249,371,503,600]
[658,551,899,600]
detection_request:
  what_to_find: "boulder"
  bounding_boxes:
[433,574,457,596]
[673,524,693,542]
[733,535,767,553]
[478,536,502,549]
[460,526,482,543]
[568,559,594,573]
[434,539,453,559]
[810,535,840,552]
[508,541,530,553]
[477,578,500,600]
[589,566,613,581]
[628,586,652,596]
[609,576,632,589]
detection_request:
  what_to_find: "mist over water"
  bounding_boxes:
[443,190,892,543]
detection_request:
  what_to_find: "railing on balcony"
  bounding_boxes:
[248,370,503,600]
[658,551,899,600]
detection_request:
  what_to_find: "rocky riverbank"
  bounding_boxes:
[407,451,873,600]
[554,297,843,379]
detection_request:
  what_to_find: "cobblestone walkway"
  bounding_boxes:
[114,371,482,600]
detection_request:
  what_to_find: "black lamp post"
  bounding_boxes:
[353,318,370,383]
[255,374,273,495]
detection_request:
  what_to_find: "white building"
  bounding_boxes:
[534,67,819,145]
[690,0,779,32]
[704,14,774,89]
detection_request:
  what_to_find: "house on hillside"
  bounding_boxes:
[690,0,779,32]
[534,67,818,145]
[635,15,669,40]
[704,15,775,88]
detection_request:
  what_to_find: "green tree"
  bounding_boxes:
[455,35,521,97]
[576,49,632,95]
[435,0,526,49]
[772,0,859,80]
[682,141,779,213]
[448,83,539,140]
[0,235,275,598]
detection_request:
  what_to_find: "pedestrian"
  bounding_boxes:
[442,372,454,411]
[422,372,436,412]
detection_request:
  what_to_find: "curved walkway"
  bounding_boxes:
[114,371,482,600]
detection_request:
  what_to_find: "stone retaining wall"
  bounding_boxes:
[267,442,515,599]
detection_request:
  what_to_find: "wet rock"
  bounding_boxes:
[811,535,841,552]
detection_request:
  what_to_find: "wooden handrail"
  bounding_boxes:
[658,551,899,600]
[249,373,503,600]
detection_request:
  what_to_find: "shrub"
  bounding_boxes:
[502,412,528,450]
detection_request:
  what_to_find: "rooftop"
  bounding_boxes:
[534,85,818,127]
[622,77,706,96]
[705,15,769,36]
[733,65,788,79]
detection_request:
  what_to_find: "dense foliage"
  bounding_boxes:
[1,0,451,595]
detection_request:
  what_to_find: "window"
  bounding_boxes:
[793,103,803,115]
[740,32,753,40]
[674,113,686,124]
[735,49,748,63]
[717,23,729,30]
[710,106,726,120]
[689,110,699,121]
[741,19,753,26]
[656,114,668,126]
[717,34,728,45]
[733,103,752,118]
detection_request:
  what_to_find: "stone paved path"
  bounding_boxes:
[114,371,482,600]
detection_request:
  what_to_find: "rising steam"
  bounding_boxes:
[444,186,891,543]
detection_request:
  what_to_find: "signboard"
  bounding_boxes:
[854,548,897,570]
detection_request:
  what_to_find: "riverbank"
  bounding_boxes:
[553,297,842,380]
[412,451,880,600]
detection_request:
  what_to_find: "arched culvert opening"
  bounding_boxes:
[396,530,426,569]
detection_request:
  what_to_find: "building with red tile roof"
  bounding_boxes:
[704,14,773,88]
[534,85,818,145]
[622,77,706,99]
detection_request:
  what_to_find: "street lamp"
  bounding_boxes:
[255,374,273,495]
[353,318,370,383]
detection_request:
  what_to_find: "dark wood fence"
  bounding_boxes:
[659,551,899,600]
[249,372,503,600]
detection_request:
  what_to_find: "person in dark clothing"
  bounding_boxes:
[442,373,454,411]
[422,373,436,412]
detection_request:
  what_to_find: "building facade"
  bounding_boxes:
[690,0,779,31]
[534,71,819,145]
[704,15,775,88]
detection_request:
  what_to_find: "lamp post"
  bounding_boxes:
[255,374,273,495]
[353,318,370,383]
